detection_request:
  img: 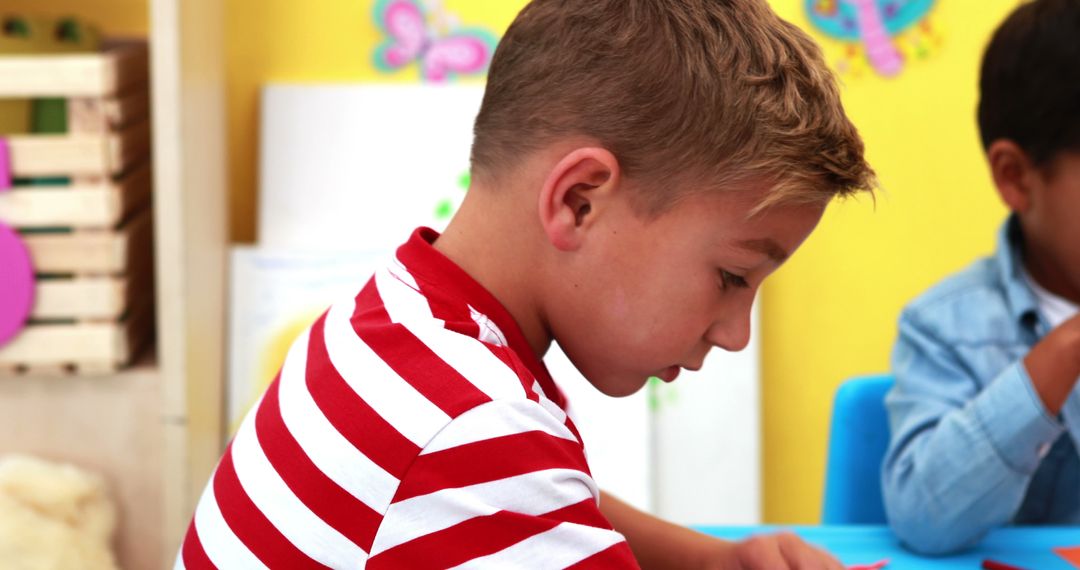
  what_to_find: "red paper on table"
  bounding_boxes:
[1055,546,1080,569]
[848,560,889,570]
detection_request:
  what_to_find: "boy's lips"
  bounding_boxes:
[658,366,681,383]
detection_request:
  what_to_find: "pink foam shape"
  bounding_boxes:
[0,222,34,347]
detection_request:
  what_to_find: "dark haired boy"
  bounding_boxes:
[883,0,1080,555]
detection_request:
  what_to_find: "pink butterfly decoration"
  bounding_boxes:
[375,0,495,83]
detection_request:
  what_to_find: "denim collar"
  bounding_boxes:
[995,214,1043,332]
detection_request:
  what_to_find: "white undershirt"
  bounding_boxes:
[1023,271,1080,329]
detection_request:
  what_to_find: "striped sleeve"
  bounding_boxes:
[367,399,640,569]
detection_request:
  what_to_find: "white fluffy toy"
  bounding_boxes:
[0,455,118,570]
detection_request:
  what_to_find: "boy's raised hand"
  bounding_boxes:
[1025,312,1080,415]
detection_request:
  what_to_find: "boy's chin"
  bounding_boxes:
[587,373,651,398]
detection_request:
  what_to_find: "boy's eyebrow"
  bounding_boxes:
[738,238,789,262]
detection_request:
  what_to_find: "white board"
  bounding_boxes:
[227,247,385,435]
[650,308,762,524]
[259,84,483,250]
[545,345,653,511]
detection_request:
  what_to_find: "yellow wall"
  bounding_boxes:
[2,0,147,36]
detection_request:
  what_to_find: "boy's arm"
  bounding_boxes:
[882,310,1071,555]
[367,398,640,568]
[599,492,843,570]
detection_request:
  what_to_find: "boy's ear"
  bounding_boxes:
[537,147,621,251]
[988,139,1037,213]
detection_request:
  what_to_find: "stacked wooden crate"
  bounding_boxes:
[0,41,154,374]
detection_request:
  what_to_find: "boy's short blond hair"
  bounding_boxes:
[471,0,875,214]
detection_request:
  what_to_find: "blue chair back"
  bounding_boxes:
[822,374,894,524]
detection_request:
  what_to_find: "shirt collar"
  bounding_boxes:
[995,214,1042,329]
[394,227,566,409]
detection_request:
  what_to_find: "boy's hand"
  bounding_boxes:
[715,532,845,570]
[599,491,844,570]
[1026,313,1080,415]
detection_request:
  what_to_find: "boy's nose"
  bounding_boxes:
[705,309,752,352]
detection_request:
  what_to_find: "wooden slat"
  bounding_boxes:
[1,321,125,369]
[151,0,231,562]
[22,206,152,274]
[0,41,148,98]
[6,119,151,178]
[0,162,152,229]
[0,297,154,370]
[7,134,109,176]
[32,277,126,320]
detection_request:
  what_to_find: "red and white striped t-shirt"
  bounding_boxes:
[177,228,639,569]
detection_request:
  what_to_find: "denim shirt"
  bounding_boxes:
[882,216,1080,555]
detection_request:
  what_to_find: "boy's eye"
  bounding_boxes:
[719,269,749,290]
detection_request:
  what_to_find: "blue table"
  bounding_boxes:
[696,525,1080,569]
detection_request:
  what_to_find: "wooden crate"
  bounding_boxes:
[0,161,152,229]
[0,42,151,177]
[0,207,154,372]
[0,41,154,375]
[33,277,130,320]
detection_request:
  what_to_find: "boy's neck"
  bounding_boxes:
[1021,232,1080,306]
[433,189,554,359]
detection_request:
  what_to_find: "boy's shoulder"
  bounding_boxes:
[336,260,571,450]
[900,254,1021,345]
[905,255,1001,313]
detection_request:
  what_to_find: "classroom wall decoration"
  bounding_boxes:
[372,0,498,82]
[806,0,941,78]
[434,171,470,221]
